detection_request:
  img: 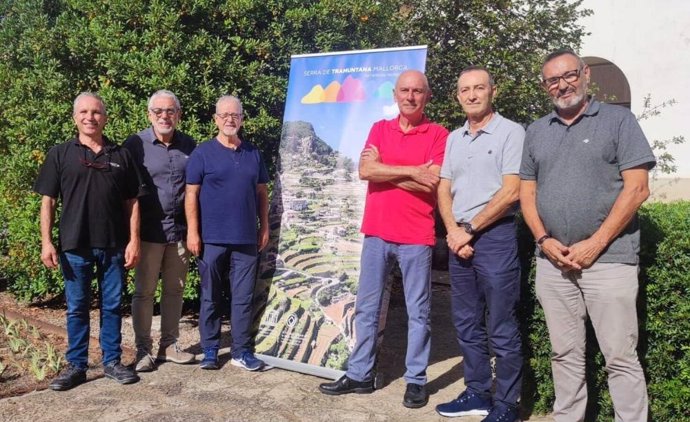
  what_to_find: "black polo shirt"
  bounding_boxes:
[33,137,142,252]
[123,128,196,243]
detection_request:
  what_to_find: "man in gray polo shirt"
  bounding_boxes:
[123,90,197,372]
[435,66,524,422]
[520,50,655,422]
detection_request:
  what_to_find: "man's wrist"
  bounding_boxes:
[460,221,477,236]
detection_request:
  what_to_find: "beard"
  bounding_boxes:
[552,87,587,114]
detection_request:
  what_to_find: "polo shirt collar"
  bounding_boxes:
[71,136,116,152]
[387,114,432,134]
[461,111,502,136]
[548,97,600,125]
[142,126,180,145]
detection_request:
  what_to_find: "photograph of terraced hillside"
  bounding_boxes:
[254,121,366,371]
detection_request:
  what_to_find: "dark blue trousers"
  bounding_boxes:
[198,243,258,359]
[449,218,522,405]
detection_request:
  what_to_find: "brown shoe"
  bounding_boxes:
[156,342,195,364]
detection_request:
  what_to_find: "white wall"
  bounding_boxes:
[578,0,690,177]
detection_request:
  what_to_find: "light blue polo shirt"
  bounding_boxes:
[440,112,525,223]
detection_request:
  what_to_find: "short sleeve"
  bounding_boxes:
[185,147,205,185]
[616,111,656,172]
[501,124,525,175]
[439,130,456,180]
[429,125,448,167]
[120,147,144,200]
[33,146,61,198]
[362,121,382,152]
[257,151,270,184]
[519,125,538,180]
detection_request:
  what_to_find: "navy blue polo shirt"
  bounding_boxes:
[123,128,196,243]
[185,138,269,245]
[33,137,142,251]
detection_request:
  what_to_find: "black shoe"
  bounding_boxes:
[103,361,140,385]
[49,364,87,391]
[403,383,428,409]
[319,375,374,395]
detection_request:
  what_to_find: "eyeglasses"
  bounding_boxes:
[79,149,111,171]
[149,108,178,116]
[542,68,582,89]
[215,112,243,120]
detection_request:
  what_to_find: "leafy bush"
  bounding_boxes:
[519,201,690,421]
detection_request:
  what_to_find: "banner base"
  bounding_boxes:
[257,354,345,381]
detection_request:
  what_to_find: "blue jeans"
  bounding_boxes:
[197,243,258,358]
[346,236,432,385]
[60,248,125,369]
[449,218,522,405]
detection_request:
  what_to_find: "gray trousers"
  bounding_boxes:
[535,257,648,422]
[132,241,190,352]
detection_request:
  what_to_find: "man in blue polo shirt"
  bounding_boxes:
[435,66,524,422]
[520,50,654,421]
[185,95,269,371]
[35,92,142,390]
[123,90,197,372]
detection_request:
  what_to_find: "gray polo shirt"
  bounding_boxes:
[440,112,525,222]
[123,127,196,243]
[520,100,656,264]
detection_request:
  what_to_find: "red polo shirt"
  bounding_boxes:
[360,116,448,246]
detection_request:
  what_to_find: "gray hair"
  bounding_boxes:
[457,65,495,87]
[215,95,243,115]
[148,89,181,110]
[73,92,106,115]
[542,49,586,77]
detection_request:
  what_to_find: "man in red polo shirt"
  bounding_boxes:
[319,70,448,408]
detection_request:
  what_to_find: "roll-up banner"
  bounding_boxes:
[254,46,428,379]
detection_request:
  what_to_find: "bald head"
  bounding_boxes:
[393,70,431,121]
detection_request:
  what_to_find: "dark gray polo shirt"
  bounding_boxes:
[520,100,656,264]
[440,112,525,222]
[123,128,196,243]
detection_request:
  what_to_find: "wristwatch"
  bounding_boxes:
[460,222,477,235]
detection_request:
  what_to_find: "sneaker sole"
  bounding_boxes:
[199,362,219,370]
[436,409,490,417]
[104,373,140,385]
[230,359,263,371]
[49,378,86,391]
[403,397,429,409]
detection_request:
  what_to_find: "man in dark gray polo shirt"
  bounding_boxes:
[123,90,196,372]
[519,50,655,422]
[435,66,524,422]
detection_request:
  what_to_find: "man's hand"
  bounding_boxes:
[568,237,607,269]
[124,239,140,269]
[40,242,59,269]
[457,244,474,260]
[409,160,440,189]
[446,226,473,254]
[187,231,202,257]
[258,225,269,252]
[360,145,381,162]
[540,238,579,271]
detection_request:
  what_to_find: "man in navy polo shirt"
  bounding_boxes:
[520,50,654,421]
[185,95,269,371]
[35,92,142,390]
[123,90,197,372]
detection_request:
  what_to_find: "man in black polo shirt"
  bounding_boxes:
[123,90,196,372]
[34,92,142,390]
